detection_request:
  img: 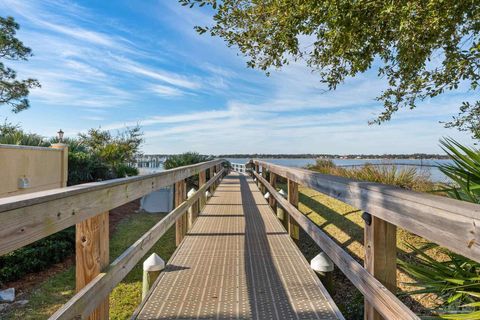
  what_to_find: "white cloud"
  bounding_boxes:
[150,84,185,97]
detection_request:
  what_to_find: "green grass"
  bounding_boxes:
[3,213,176,320]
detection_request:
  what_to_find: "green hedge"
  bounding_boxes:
[0,228,75,286]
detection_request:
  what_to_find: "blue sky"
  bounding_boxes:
[0,0,475,154]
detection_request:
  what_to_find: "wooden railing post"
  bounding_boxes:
[213,165,218,189]
[175,179,187,246]
[187,188,198,230]
[260,167,267,194]
[255,163,260,185]
[199,170,207,210]
[269,172,277,211]
[287,179,300,243]
[76,211,109,320]
[364,215,397,320]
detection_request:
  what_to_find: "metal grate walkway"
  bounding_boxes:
[135,173,343,320]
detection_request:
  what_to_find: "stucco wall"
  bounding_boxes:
[0,144,68,197]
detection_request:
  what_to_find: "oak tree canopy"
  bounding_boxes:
[181,0,480,133]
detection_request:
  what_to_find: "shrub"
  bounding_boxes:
[0,228,75,286]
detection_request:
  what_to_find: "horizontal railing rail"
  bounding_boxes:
[51,167,225,319]
[252,159,480,320]
[0,159,225,256]
[253,160,480,262]
[0,159,227,319]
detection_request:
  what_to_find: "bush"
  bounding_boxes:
[0,228,75,286]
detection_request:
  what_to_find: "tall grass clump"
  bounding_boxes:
[307,159,434,192]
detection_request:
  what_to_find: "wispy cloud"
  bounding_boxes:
[0,0,473,154]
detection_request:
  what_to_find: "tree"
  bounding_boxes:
[163,152,213,170]
[164,152,214,188]
[444,101,480,140]
[0,16,40,112]
[180,1,479,126]
[75,126,144,182]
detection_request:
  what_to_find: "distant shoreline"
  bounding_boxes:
[220,156,450,160]
[140,154,450,160]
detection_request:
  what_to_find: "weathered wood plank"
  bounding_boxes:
[49,168,224,320]
[0,159,224,256]
[254,160,480,263]
[364,216,397,320]
[253,171,419,320]
[76,211,109,320]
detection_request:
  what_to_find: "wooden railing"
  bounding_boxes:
[252,160,480,320]
[0,159,226,319]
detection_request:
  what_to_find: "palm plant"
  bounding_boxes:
[399,138,480,319]
[438,138,480,203]
[398,243,480,319]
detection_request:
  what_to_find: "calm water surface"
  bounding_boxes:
[226,158,453,182]
[139,158,453,182]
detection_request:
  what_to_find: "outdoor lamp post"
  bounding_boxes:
[57,129,64,143]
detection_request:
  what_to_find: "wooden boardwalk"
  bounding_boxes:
[135,173,343,320]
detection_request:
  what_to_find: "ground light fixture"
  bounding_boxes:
[142,253,165,300]
[311,252,334,293]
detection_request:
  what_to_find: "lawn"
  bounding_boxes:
[3,212,176,320]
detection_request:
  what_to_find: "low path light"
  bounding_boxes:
[142,253,165,300]
[311,252,334,293]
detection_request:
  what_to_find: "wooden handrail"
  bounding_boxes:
[253,160,480,263]
[49,168,225,319]
[0,159,225,256]
[253,170,419,319]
